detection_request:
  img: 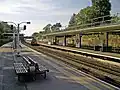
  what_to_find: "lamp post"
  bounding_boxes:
[4,21,31,55]
[17,22,30,53]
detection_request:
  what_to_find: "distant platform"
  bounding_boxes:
[38,42,120,59]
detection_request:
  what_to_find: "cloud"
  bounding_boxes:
[0,0,87,36]
[0,0,119,36]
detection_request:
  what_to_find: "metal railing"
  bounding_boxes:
[45,13,120,34]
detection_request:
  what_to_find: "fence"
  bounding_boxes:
[47,13,120,34]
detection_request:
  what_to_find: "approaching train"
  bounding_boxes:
[31,38,39,46]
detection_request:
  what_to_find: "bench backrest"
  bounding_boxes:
[27,56,37,65]
[22,56,31,72]
[27,56,39,71]
[23,56,31,65]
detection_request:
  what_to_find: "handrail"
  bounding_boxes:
[43,13,120,34]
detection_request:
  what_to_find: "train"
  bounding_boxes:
[31,38,39,46]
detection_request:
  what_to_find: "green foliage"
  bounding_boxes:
[38,31,44,40]
[51,23,62,32]
[69,13,76,27]
[32,32,39,38]
[111,14,120,23]
[76,6,94,25]
[0,22,13,46]
[0,22,13,39]
[68,0,111,27]
[0,23,4,36]
[92,0,111,17]
[43,24,52,33]
[92,0,111,23]
[43,23,62,33]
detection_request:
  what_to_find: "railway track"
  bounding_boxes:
[23,42,120,88]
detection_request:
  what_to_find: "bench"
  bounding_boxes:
[27,56,49,79]
[14,55,49,81]
[13,63,28,81]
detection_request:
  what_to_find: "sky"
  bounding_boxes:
[0,0,120,36]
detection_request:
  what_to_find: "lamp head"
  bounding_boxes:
[3,22,8,24]
[23,25,26,30]
[27,22,31,24]
[11,25,14,30]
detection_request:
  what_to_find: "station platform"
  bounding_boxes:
[0,42,26,90]
[38,43,120,61]
[0,42,119,90]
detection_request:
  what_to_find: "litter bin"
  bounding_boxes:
[94,46,101,51]
[100,46,112,52]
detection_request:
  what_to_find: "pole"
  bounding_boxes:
[17,24,20,54]
[13,32,15,49]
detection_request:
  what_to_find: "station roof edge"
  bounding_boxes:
[43,24,120,37]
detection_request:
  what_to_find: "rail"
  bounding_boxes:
[24,42,120,88]
[39,43,120,63]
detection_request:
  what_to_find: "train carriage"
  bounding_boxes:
[31,38,39,46]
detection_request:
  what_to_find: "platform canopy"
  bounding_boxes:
[43,24,120,37]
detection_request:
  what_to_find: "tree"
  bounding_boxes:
[0,22,13,38]
[51,23,62,32]
[38,31,44,40]
[68,0,111,28]
[32,32,39,38]
[0,23,4,34]
[0,21,13,46]
[111,14,120,23]
[68,13,76,27]
[76,6,94,25]
[43,24,52,33]
[92,0,111,21]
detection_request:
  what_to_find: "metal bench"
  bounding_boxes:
[14,55,49,81]
[22,56,31,65]
[27,56,49,79]
[13,63,28,81]
[22,56,33,73]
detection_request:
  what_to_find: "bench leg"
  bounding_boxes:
[32,74,36,81]
[18,75,23,82]
[18,75,21,81]
[43,72,46,79]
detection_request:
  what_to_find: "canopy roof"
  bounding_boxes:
[43,24,120,37]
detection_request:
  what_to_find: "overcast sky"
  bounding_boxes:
[0,0,120,36]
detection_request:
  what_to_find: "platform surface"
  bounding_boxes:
[0,42,119,90]
[0,43,27,90]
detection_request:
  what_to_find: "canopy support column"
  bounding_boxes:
[63,36,66,46]
[53,36,57,45]
[106,32,109,48]
[76,33,82,48]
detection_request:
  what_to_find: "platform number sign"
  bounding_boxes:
[80,32,82,37]
[76,39,79,44]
